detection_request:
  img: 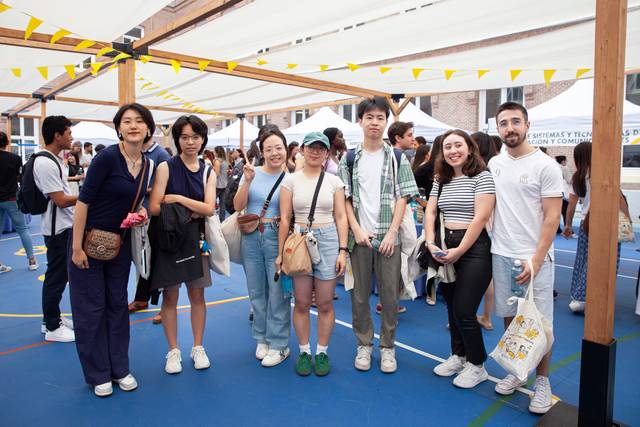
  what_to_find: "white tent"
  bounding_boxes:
[71,121,119,146]
[386,102,455,140]
[488,79,640,145]
[207,119,259,148]
[282,107,363,145]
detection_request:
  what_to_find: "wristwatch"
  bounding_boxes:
[339,247,349,253]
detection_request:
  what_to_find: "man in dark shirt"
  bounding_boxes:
[0,131,37,273]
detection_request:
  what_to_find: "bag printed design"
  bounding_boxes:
[489,260,554,382]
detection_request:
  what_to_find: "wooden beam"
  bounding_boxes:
[246,97,362,116]
[19,114,113,125]
[133,0,244,50]
[118,59,136,105]
[0,92,31,99]
[584,0,627,345]
[147,50,388,98]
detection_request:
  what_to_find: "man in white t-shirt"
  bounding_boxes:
[34,116,79,343]
[80,142,93,169]
[338,97,419,374]
[488,102,563,415]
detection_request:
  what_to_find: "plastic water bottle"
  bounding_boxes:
[511,260,525,297]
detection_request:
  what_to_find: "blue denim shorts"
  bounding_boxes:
[307,224,339,281]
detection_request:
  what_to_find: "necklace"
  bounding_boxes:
[120,143,142,168]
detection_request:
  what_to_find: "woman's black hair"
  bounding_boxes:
[471,131,498,164]
[171,115,208,155]
[258,127,287,152]
[435,130,486,184]
[412,144,431,173]
[113,103,155,143]
[571,141,592,198]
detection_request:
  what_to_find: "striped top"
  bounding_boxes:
[430,171,495,224]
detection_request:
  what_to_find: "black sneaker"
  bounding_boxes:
[314,353,330,376]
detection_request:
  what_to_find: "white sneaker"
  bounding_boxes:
[433,354,466,377]
[569,300,586,313]
[495,374,526,396]
[42,317,74,333]
[529,376,553,414]
[113,374,138,391]
[165,348,182,374]
[94,381,113,397]
[28,258,39,271]
[261,348,290,367]
[255,343,269,360]
[44,324,75,342]
[191,346,210,370]
[453,362,489,388]
[354,345,372,371]
[0,264,12,274]
[380,348,397,373]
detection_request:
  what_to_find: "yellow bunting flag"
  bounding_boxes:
[347,63,360,72]
[11,68,21,78]
[74,40,96,51]
[444,69,456,80]
[543,69,556,87]
[256,58,267,66]
[198,60,210,72]
[379,67,392,74]
[109,64,118,71]
[112,52,131,62]
[576,68,591,79]
[96,46,114,58]
[286,64,298,70]
[156,90,168,97]
[90,62,103,75]
[140,82,154,90]
[37,66,48,80]
[139,55,152,64]
[50,29,71,45]
[64,65,75,79]
[24,17,43,40]
[412,68,425,80]
[510,69,522,81]
[319,64,329,72]
[170,59,181,74]
[0,3,11,13]
[227,61,239,72]
[477,69,490,79]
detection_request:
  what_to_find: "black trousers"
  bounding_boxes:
[68,233,132,385]
[217,187,226,222]
[42,229,70,331]
[441,229,492,365]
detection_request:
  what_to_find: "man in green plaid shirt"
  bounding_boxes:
[338,96,419,374]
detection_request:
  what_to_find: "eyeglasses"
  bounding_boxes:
[179,134,203,143]
[304,144,327,153]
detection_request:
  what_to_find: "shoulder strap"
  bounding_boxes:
[307,171,325,228]
[35,151,63,179]
[346,148,356,177]
[259,171,286,218]
[391,148,403,198]
[34,151,63,235]
[130,158,148,213]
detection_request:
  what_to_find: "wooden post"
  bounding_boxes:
[238,114,245,152]
[40,100,46,149]
[118,59,135,105]
[160,125,172,148]
[578,1,627,426]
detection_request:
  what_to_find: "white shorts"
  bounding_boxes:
[492,254,554,324]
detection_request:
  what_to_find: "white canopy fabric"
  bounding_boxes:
[71,121,119,146]
[207,119,259,149]
[282,107,363,144]
[385,102,455,140]
[487,79,640,145]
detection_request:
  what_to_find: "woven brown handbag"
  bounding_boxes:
[83,158,147,261]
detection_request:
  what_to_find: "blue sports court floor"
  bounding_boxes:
[1,217,639,426]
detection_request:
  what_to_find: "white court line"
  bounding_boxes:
[0,233,42,242]
[555,248,640,264]
[307,307,535,398]
[555,263,637,280]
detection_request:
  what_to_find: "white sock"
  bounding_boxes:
[316,344,328,355]
[299,343,311,354]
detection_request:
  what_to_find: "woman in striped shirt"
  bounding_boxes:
[425,129,495,390]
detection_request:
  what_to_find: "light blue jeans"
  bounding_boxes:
[0,200,34,259]
[241,223,291,350]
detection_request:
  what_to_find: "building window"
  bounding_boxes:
[413,96,432,115]
[10,116,38,161]
[292,109,309,124]
[225,119,232,127]
[627,73,640,106]
[623,145,640,168]
[254,115,266,128]
[341,104,355,122]
[480,87,525,129]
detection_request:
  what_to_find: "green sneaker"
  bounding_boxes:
[314,352,330,376]
[295,352,313,376]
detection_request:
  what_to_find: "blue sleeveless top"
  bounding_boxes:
[165,156,210,202]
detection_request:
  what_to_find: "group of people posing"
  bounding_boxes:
[7,96,574,416]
